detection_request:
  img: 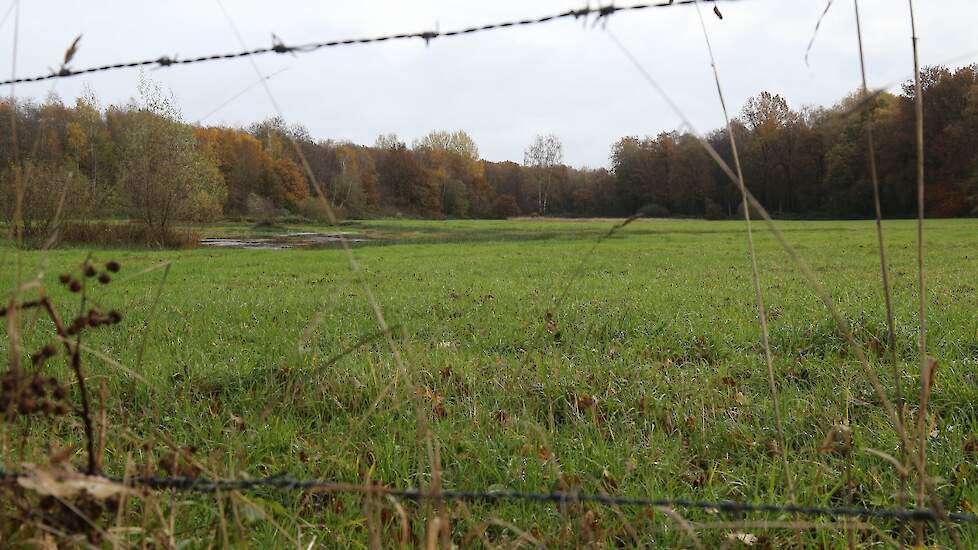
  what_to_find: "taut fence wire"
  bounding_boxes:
[0,0,739,87]
[2,471,977,525]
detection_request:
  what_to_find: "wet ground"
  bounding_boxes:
[199,232,370,250]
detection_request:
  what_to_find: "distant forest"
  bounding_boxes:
[2,63,977,236]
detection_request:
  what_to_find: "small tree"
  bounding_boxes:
[442,179,471,217]
[115,74,225,236]
[523,133,563,215]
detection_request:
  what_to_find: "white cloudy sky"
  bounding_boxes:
[1,1,975,167]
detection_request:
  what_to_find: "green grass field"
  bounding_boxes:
[3,218,978,547]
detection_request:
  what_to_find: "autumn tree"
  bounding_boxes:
[329,144,379,215]
[738,91,795,211]
[482,161,526,214]
[65,87,117,210]
[248,117,310,208]
[0,93,96,240]
[414,130,493,217]
[375,136,440,215]
[115,74,225,235]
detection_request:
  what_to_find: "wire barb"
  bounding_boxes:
[270,33,293,55]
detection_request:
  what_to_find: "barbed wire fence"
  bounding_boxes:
[1,470,977,525]
[3,0,978,546]
[0,0,737,88]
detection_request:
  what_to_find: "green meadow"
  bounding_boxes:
[3,218,977,547]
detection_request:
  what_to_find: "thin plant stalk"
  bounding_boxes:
[907,1,932,545]
[853,0,902,417]
[691,0,795,504]
[853,1,908,533]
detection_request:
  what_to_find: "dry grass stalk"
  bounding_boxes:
[655,506,704,550]
[852,7,910,545]
[903,2,945,547]
[486,517,545,549]
[691,0,796,504]
[853,0,903,421]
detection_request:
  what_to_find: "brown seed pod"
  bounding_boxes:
[69,279,82,293]
[58,273,72,285]
[108,310,123,324]
[105,260,121,273]
[53,385,68,400]
[31,348,53,366]
[42,343,57,357]
[54,403,69,416]
[84,264,97,278]
[18,397,37,414]
[98,273,111,285]
[105,496,120,513]
[31,375,46,396]
[39,400,54,414]
[67,316,87,335]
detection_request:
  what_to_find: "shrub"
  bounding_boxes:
[639,203,671,218]
[734,200,764,220]
[245,193,280,222]
[53,221,199,248]
[704,198,725,220]
[927,182,970,218]
[491,194,520,219]
[0,161,94,239]
[296,197,336,223]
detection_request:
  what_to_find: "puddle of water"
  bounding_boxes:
[199,238,292,250]
[200,233,369,250]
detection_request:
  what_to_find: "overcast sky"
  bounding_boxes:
[1,1,975,167]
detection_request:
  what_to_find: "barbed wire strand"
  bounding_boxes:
[3,472,976,524]
[0,0,738,87]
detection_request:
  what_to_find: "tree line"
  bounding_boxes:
[2,64,976,240]
[611,64,978,219]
